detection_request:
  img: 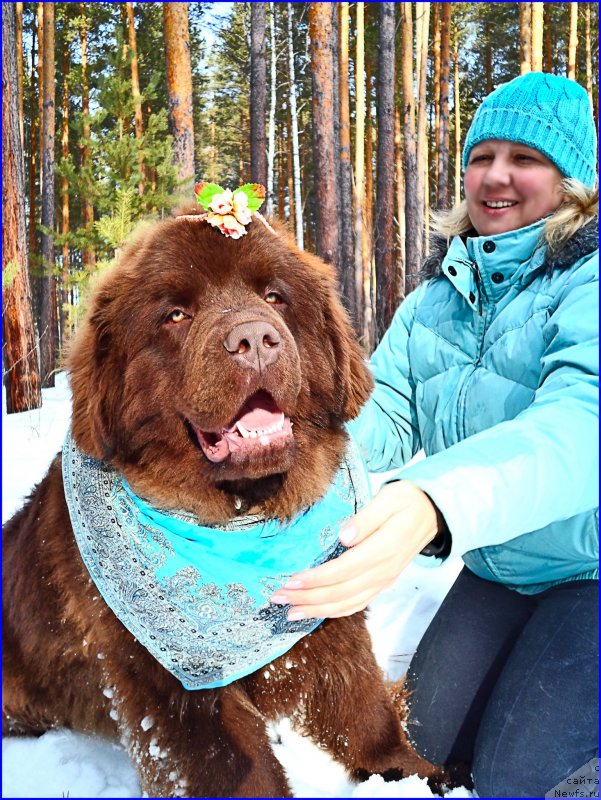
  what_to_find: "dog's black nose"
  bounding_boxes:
[224,321,281,370]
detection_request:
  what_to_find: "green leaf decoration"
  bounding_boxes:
[235,183,266,214]
[194,182,225,210]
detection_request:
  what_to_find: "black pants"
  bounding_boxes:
[405,567,599,798]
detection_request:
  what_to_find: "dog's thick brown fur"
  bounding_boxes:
[3,208,446,797]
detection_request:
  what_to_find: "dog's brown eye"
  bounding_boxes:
[167,309,187,324]
[264,291,283,305]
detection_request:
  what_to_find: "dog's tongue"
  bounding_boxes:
[194,391,292,464]
[234,391,283,432]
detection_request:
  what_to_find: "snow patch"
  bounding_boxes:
[140,715,154,732]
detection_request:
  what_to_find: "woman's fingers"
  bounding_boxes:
[284,587,379,620]
[339,482,407,546]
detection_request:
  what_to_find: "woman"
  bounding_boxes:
[271,72,598,797]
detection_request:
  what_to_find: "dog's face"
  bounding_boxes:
[68,211,372,522]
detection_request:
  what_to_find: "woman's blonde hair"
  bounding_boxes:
[430,178,598,252]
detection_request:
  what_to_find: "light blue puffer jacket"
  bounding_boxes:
[351,218,599,594]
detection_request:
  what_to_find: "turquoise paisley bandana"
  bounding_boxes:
[62,429,370,690]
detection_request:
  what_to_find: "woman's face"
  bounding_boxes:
[464,140,565,236]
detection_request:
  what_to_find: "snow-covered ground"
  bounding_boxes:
[2,375,471,798]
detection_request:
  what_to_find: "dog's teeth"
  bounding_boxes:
[249,430,258,438]
[260,435,270,445]
[236,423,251,438]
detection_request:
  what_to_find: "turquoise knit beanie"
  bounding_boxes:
[462,72,597,188]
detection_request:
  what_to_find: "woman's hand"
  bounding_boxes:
[270,481,442,620]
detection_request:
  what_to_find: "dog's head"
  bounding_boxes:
[68,209,372,522]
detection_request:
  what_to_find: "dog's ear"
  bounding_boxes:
[67,275,122,460]
[322,282,374,421]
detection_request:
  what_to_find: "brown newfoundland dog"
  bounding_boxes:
[3,206,444,797]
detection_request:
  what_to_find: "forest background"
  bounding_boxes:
[2,1,599,414]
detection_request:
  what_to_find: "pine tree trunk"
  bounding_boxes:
[40,1,56,388]
[250,2,267,186]
[163,2,195,196]
[453,32,462,207]
[374,2,396,345]
[277,128,286,219]
[544,3,553,72]
[338,2,356,322]
[531,2,543,71]
[484,20,492,94]
[331,5,341,255]
[309,2,339,268]
[3,3,42,413]
[286,107,294,223]
[401,1,419,290]
[79,4,95,271]
[432,3,441,192]
[416,3,429,261]
[520,3,532,75]
[37,4,44,182]
[364,55,374,346]
[354,2,365,333]
[266,2,277,216]
[394,102,405,302]
[15,1,24,151]
[60,39,70,349]
[286,3,303,249]
[31,2,45,322]
[568,2,578,81]
[584,3,592,102]
[126,2,146,195]
[437,1,451,210]
[28,21,38,292]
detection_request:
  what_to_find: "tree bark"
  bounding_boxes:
[401,2,420,289]
[3,3,42,413]
[364,55,374,345]
[484,20,492,94]
[531,2,544,71]
[416,3,429,258]
[286,3,303,249]
[453,31,462,207]
[79,4,95,271]
[394,102,405,302]
[584,3,592,102]
[568,2,578,81]
[60,35,70,349]
[436,1,451,210]
[354,2,365,333]
[163,2,195,195]
[126,2,146,195]
[28,19,38,287]
[16,1,24,151]
[309,2,339,268]
[338,2,356,322]
[250,2,267,186]
[374,2,396,345]
[266,2,277,215]
[544,3,553,73]
[432,3,441,191]
[520,2,532,75]
[40,1,56,388]
[286,109,294,224]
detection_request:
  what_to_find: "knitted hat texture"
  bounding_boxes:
[462,72,597,187]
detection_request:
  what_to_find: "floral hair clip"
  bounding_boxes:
[193,182,266,239]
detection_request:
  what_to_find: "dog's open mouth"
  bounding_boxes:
[192,391,294,464]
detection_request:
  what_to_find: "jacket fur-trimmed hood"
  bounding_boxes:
[419,217,599,280]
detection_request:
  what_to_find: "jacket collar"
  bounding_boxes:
[421,217,599,280]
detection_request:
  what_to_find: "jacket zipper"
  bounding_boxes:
[472,263,483,316]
